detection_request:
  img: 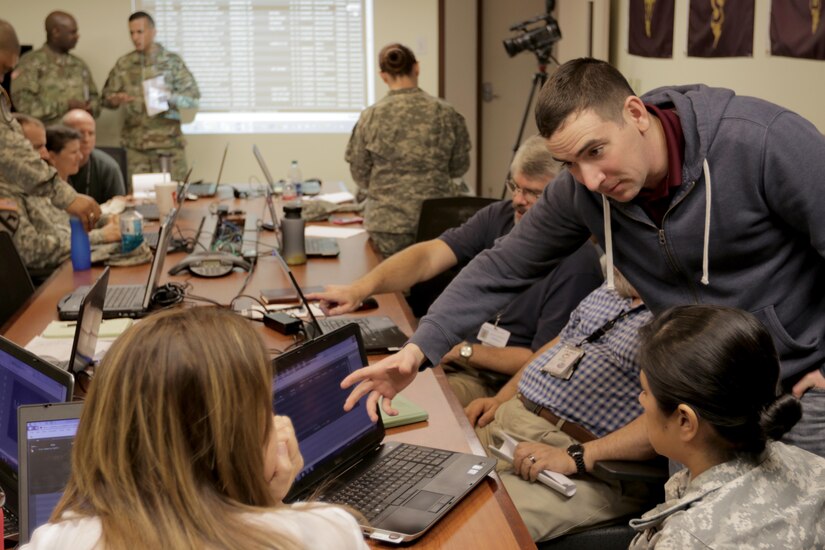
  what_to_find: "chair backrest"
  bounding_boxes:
[97,146,129,194]
[414,196,498,243]
[408,197,498,318]
[0,232,36,331]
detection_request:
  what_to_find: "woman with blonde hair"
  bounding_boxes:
[25,307,367,549]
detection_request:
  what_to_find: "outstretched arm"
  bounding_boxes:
[307,240,458,315]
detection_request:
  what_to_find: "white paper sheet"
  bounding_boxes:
[304,225,365,239]
[142,75,170,116]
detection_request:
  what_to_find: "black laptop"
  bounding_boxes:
[16,402,83,544]
[0,336,75,539]
[273,324,496,544]
[56,209,177,320]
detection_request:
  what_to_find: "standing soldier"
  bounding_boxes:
[0,19,100,234]
[102,11,199,183]
[11,11,99,125]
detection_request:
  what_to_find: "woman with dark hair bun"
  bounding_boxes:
[628,305,825,549]
[346,42,471,257]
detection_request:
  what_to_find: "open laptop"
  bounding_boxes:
[189,143,226,198]
[272,250,408,354]
[0,336,74,539]
[252,145,340,258]
[57,207,177,320]
[274,324,495,544]
[16,402,83,544]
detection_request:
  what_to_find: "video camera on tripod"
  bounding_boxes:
[503,12,562,61]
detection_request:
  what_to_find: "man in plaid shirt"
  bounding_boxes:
[468,271,652,542]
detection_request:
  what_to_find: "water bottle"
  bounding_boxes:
[281,204,306,265]
[288,160,303,200]
[69,217,91,271]
[282,179,297,203]
[120,207,144,253]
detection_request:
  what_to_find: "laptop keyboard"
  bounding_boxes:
[105,285,144,309]
[318,318,382,348]
[3,505,19,537]
[324,444,450,521]
[305,237,339,257]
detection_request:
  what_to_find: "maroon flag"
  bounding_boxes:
[771,0,825,60]
[629,0,675,58]
[688,0,754,57]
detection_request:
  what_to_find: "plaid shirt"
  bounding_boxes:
[518,283,652,438]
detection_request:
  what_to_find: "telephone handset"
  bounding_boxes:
[168,252,252,278]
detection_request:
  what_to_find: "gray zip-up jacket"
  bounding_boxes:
[411,84,825,382]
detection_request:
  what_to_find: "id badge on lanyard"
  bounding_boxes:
[477,313,510,348]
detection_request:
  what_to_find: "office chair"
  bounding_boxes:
[537,457,669,550]
[407,196,497,318]
[97,146,129,194]
[0,232,36,331]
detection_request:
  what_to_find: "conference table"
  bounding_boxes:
[2,191,535,550]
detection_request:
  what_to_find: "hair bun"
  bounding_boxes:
[760,393,802,441]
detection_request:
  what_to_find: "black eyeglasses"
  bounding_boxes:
[504,177,542,201]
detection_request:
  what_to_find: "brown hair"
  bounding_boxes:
[45,124,81,153]
[378,43,417,77]
[535,58,635,138]
[52,307,305,549]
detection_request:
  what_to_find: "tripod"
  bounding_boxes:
[500,57,552,199]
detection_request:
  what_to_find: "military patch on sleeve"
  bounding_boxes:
[0,198,20,234]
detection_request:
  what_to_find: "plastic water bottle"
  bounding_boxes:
[282,179,297,203]
[281,204,306,265]
[120,207,144,253]
[288,160,303,200]
[69,217,91,271]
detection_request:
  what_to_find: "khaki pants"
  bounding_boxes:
[445,366,507,407]
[126,146,189,185]
[475,398,650,542]
[368,231,415,258]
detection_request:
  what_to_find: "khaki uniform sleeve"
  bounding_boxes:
[11,54,68,122]
[101,63,124,110]
[0,120,77,209]
[84,63,101,118]
[345,116,373,188]
[448,110,471,178]
[169,57,200,109]
[0,192,70,270]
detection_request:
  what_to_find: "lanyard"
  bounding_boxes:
[575,302,645,347]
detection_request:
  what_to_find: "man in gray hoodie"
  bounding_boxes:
[341,58,825,467]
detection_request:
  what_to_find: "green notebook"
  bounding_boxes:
[380,393,429,428]
[42,318,134,339]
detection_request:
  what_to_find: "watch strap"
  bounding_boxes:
[566,444,586,475]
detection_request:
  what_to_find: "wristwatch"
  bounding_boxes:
[566,444,586,476]
[459,343,473,367]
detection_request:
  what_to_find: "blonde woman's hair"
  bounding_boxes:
[53,307,301,549]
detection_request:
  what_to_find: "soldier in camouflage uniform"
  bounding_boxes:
[630,305,825,549]
[0,20,100,236]
[346,43,470,257]
[102,11,199,183]
[10,11,99,125]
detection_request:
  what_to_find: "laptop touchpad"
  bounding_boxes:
[405,490,445,512]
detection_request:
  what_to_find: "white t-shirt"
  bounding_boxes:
[22,504,369,549]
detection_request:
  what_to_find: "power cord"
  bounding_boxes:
[151,281,188,308]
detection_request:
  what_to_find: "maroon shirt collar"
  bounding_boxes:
[634,104,685,226]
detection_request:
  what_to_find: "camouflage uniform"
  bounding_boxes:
[0,89,78,214]
[0,186,109,271]
[102,43,199,183]
[10,44,100,125]
[346,87,471,257]
[629,441,825,549]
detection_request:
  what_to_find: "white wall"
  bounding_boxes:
[611,0,825,132]
[5,0,440,186]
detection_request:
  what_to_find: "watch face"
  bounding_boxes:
[460,344,472,358]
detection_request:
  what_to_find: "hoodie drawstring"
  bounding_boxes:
[700,159,712,285]
[603,194,614,290]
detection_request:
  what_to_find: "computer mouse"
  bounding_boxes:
[357,296,379,311]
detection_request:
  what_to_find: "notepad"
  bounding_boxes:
[380,393,429,428]
[41,318,134,339]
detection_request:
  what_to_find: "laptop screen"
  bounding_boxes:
[69,267,108,374]
[273,327,380,489]
[21,415,80,540]
[0,340,71,474]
